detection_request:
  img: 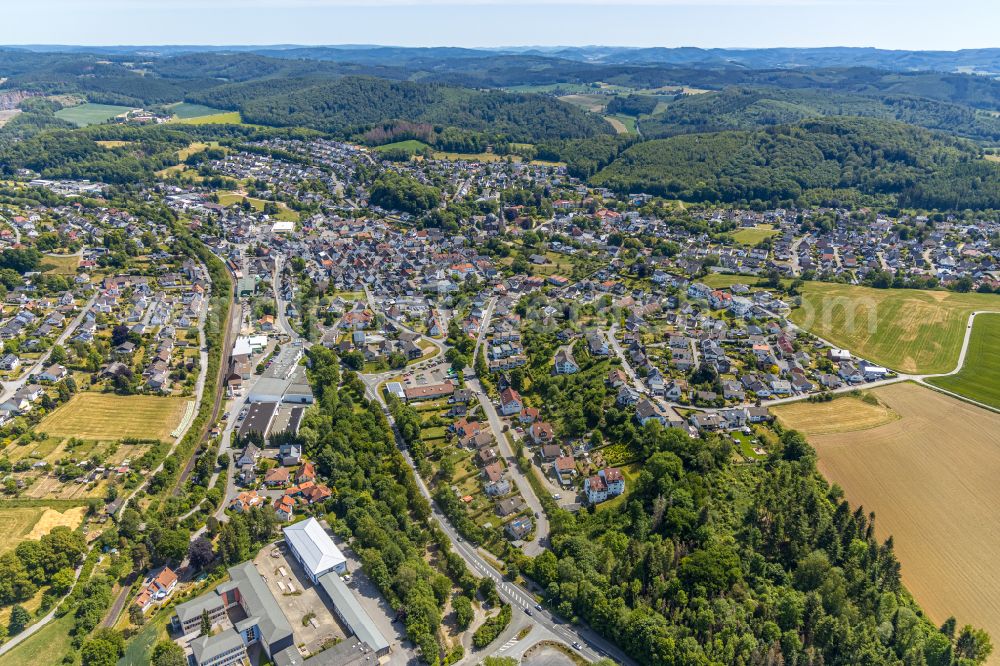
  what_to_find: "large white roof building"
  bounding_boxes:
[283,517,346,583]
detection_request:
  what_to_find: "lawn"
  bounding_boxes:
[38,393,189,442]
[701,273,769,289]
[771,393,900,436]
[810,382,1000,641]
[40,254,79,275]
[927,312,1000,409]
[790,282,1000,374]
[731,224,779,245]
[119,607,172,665]
[1,612,75,666]
[168,102,228,119]
[54,103,132,126]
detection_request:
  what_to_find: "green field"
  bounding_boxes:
[927,313,1000,409]
[731,224,780,245]
[605,113,637,134]
[38,393,189,442]
[790,283,1000,374]
[170,111,242,125]
[375,140,430,155]
[54,103,132,126]
[167,102,228,119]
[1,613,75,666]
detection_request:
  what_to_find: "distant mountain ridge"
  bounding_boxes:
[5,44,1000,73]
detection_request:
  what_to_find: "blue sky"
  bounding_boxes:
[1,0,994,50]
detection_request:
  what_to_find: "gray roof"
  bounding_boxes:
[174,590,225,623]
[190,628,245,664]
[272,639,378,666]
[226,561,294,648]
[317,572,390,655]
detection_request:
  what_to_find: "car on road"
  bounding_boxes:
[524,608,532,616]
[534,604,542,611]
[551,494,561,500]
[572,642,581,650]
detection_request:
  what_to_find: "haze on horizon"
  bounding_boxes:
[0,0,995,52]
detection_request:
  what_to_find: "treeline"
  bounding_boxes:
[521,424,993,665]
[298,347,477,665]
[591,116,1000,210]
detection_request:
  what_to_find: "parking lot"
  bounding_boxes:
[252,542,346,654]
[402,358,453,388]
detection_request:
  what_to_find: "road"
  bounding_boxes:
[363,380,636,666]
[607,324,645,395]
[0,291,98,402]
[466,376,549,556]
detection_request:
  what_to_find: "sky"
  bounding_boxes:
[0,0,996,51]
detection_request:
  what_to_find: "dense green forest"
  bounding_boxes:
[525,424,992,665]
[187,75,613,143]
[591,117,1000,209]
[640,87,1000,143]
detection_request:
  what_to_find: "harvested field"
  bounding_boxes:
[38,393,188,442]
[0,506,46,553]
[812,382,1000,645]
[23,506,86,540]
[771,393,899,435]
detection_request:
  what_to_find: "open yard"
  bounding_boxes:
[810,382,1000,646]
[731,224,780,245]
[771,393,899,436]
[790,282,1000,374]
[38,393,189,442]
[927,313,1000,410]
[54,102,132,126]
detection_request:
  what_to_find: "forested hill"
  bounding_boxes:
[639,87,1000,143]
[591,117,1000,210]
[186,76,614,143]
